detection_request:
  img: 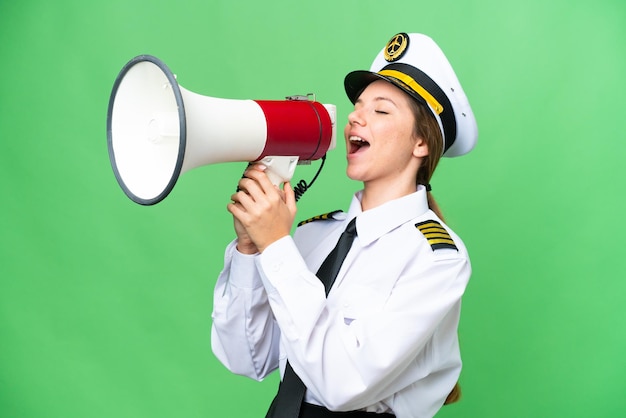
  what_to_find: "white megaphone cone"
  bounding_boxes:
[107,55,336,205]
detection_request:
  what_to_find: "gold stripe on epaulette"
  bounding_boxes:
[416,220,458,251]
[297,210,342,227]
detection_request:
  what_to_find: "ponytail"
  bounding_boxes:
[426,191,445,223]
[444,382,462,405]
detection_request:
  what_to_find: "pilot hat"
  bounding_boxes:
[344,33,478,157]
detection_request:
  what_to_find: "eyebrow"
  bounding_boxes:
[355,96,398,107]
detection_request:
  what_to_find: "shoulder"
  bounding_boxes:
[412,216,469,260]
[415,219,459,251]
[297,210,345,227]
[293,210,347,254]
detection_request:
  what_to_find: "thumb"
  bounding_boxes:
[283,182,298,214]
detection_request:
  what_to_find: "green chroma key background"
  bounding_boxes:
[1,0,624,416]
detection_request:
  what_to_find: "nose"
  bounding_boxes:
[347,108,364,126]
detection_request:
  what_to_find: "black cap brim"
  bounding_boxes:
[344,70,428,110]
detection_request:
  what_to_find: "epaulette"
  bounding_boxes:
[297,210,343,227]
[415,220,458,251]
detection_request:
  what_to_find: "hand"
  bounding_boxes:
[227,164,297,253]
[232,216,258,254]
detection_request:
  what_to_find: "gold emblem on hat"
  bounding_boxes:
[384,33,409,62]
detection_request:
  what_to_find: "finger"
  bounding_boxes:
[229,189,256,214]
[227,200,250,224]
[283,182,298,214]
[228,193,242,208]
[226,201,241,217]
[236,177,263,200]
[244,167,276,196]
[281,181,292,203]
[241,163,268,184]
[246,162,267,173]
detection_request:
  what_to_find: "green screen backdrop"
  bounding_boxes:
[1,0,625,417]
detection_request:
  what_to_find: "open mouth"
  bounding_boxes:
[349,136,370,154]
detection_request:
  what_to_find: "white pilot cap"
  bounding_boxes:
[344,33,478,157]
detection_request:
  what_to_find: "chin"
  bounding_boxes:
[346,166,367,182]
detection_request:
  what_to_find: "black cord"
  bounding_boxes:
[293,154,327,202]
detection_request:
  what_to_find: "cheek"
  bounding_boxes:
[373,121,411,149]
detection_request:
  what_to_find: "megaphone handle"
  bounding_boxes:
[260,156,299,186]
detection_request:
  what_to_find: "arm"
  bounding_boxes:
[210,240,280,380]
[211,165,294,380]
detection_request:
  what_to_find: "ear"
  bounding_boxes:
[413,137,429,158]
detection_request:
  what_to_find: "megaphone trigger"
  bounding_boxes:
[236,158,295,194]
[259,156,299,186]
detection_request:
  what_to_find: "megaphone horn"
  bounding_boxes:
[106,55,337,205]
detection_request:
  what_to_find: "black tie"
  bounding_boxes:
[265,218,358,418]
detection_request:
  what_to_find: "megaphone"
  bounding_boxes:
[107,55,337,205]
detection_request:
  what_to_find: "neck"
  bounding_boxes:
[360,179,417,211]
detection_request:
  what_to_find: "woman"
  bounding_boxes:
[211,33,478,418]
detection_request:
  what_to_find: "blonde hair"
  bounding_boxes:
[408,98,462,405]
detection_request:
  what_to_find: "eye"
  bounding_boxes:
[375,109,389,115]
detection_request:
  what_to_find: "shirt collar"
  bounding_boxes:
[346,185,431,246]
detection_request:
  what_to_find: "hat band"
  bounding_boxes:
[378,69,443,115]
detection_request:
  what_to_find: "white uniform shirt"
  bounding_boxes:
[211,186,471,418]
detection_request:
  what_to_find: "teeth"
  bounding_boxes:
[349,136,367,143]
